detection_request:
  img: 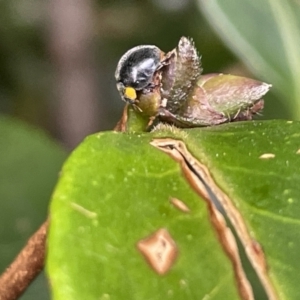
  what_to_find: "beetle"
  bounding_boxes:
[115,37,271,129]
[115,45,162,104]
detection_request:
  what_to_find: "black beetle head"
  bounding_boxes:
[115,45,161,102]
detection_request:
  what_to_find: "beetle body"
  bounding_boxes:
[115,45,162,104]
[115,37,270,130]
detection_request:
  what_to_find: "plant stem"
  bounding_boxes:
[0,219,49,300]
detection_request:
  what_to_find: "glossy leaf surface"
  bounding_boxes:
[48,120,300,299]
[47,131,241,299]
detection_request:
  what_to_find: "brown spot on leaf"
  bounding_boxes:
[137,228,178,275]
[210,205,254,300]
[170,197,190,213]
[251,240,267,271]
[259,153,275,159]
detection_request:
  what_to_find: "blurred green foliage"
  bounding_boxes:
[198,0,300,120]
[0,0,299,134]
[0,116,66,299]
[0,0,237,137]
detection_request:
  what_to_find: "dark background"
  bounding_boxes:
[0,0,287,149]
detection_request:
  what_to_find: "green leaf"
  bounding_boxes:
[47,120,300,299]
[47,130,242,299]
[182,120,300,300]
[0,116,67,299]
[197,0,300,119]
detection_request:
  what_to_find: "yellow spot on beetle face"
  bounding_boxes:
[124,87,137,100]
